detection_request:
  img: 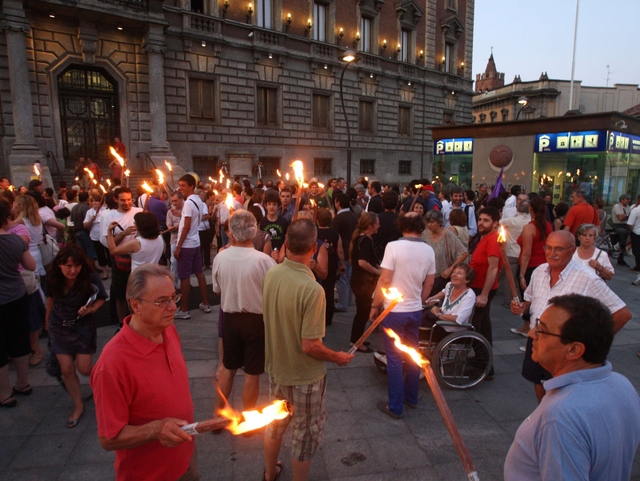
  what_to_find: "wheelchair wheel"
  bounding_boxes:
[431,331,493,390]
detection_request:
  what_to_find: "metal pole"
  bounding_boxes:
[339,63,352,187]
[568,0,580,112]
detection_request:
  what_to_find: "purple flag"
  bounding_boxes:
[488,167,505,200]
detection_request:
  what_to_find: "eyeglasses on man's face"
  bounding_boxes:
[542,245,571,255]
[534,318,563,338]
[135,293,181,309]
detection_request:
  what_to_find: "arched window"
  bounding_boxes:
[58,66,119,168]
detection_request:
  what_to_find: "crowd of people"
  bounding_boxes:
[0,168,639,480]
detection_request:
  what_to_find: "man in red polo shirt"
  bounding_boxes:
[563,188,599,235]
[469,206,502,379]
[91,264,198,481]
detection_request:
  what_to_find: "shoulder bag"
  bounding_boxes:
[39,224,60,267]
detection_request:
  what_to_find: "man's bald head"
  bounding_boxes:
[548,230,576,248]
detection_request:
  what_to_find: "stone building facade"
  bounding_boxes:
[1,0,474,187]
[473,55,640,124]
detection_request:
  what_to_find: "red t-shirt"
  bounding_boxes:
[90,317,194,481]
[470,230,502,291]
[564,202,599,234]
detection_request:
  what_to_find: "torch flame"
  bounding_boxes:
[106,179,112,187]
[218,400,291,435]
[382,287,404,303]
[124,169,130,177]
[291,160,304,186]
[141,181,153,193]
[309,198,316,207]
[384,328,428,368]
[414,183,423,190]
[318,183,324,189]
[34,165,40,176]
[84,167,94,179]
[208,177,215,183]
[497,225,507,244]
[109,146,125,167]
[277,169,282,177]
[285,173,290,181]
[225,192,234,211]
[213,189,218,196]
[8,185,14,191]
[99,185,107,194]
[155,169,165,185]
[165,160,173,172]
[226,179,230,189]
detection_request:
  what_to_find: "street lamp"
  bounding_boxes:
[515,96,529,120]
[338,49,361,186]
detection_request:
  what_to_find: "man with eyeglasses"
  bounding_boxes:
[511,231,631,402]
[505,294,640,481]
[92,264,204,481]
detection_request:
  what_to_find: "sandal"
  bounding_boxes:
[67,406,85,429]
[29,352,43,366]
[262,461,283,481]
[12,384,32,396]
[0,395,17,408]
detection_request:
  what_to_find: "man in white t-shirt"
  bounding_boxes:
[100,187,142,324]
[211,210,276,417]
[174,174,211,319]
[370,212,435,419]
[442,186,478,236]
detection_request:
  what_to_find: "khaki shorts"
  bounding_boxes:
[265,377,327,462]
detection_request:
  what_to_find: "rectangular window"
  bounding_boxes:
[256,0,272,28]
[360,17,371,53]
[313,2,326,42]
[445,42,454,73]
[400,30,409,62]
[312,94,330,130]
[398,106,411,136]
[314,158,332,175]
[258,157,280,176]
[192,156,219,178]
[399,160,411,175]
[359,100,374,133]
[360,159,375,175]
[189,78,215,120]
[257,86,278,126]
[446,0,457,11]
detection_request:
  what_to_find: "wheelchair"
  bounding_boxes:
[595,228,621,259]
[373,309,493,390]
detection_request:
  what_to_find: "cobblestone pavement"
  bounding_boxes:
[2,263,640,480]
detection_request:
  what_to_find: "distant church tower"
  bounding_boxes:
[475,52,505,93]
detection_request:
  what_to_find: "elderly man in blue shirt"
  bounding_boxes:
[504,294,640,481]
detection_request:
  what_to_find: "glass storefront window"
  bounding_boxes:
[433,155,473,191]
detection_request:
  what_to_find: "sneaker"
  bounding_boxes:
[199,303,212,313]
[510,328,529,338]
[519,346,526,352]
[632,275,640,286]
[174,309,191,319]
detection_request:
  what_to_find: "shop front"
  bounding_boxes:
[431,112,640,206]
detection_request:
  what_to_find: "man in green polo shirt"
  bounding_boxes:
[262,218,354,481]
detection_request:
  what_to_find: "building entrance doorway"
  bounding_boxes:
[58,66,119,169]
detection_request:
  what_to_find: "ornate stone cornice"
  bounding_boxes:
[0,20,30,34]
[145,44,167,54]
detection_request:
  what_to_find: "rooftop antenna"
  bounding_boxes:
[606,64,611,87]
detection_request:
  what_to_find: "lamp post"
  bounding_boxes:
[515,95,529,120]
[338,49,361,187]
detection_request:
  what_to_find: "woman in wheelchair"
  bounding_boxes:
[423,264,476,344]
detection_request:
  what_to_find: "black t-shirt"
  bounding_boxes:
[351,235,379,283]
[332,210,358,262]
[260,215,289,250]
[373,211,401,260]
[367,195,384,214]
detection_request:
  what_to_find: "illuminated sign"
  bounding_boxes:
[608,131,640,154]
[434,138,474,155]
[534,131,606,153]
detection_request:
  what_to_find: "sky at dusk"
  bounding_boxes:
[472,0,640,88]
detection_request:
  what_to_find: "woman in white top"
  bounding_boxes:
[573,223,614,280]
[107,212,164,272]
[12,195,45,276]
[426,264,477,325]
[32,192,65,240]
